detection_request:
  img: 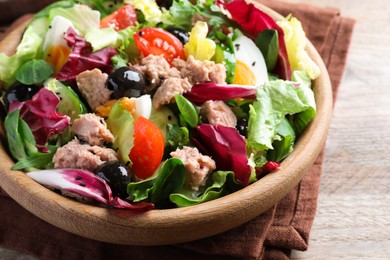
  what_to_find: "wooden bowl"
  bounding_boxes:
[0,1,333,245]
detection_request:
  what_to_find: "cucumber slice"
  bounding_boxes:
[45,78,87,122]
[149,106,178,141]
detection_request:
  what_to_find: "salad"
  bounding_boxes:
[0,0,320,211]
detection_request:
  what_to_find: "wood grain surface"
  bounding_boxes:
[0,0,389,259]
[288,0,390,259]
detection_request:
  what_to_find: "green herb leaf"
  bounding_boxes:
[127,177,157,202]
[151,158,185,208]
[5,109,58,171]
[255,29,279,71]
[174,94,198,128]
[12,146,57,171]
[15,59,53,85]
[166,124,189,148]
[4,110,28,160]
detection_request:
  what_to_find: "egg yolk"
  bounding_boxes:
[232,60,257,86]
[95,98,137,118]
[46,45,71,74]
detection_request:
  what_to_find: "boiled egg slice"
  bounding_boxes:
[232,35,268,86]
[42,16,75,73]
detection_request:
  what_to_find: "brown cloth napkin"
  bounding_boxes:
[0,1,355,259]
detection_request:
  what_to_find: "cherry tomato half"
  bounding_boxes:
[129,116,165,180]
[133,28,186,64]
[100,4,137,31]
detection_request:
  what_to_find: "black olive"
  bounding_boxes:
[107,66,146,99]
[156,0,173,9]
[95,160,133,199]
[166,26,190,45]
[236,119,248,137]
[3,82,41,110]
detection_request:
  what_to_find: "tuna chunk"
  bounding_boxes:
[170,146,216,191]
[71,113,115,146]
[53,139,118,172]
[173,55,226,85]
[134,54,181,93]
[76,69,112,111]
[152,77,192,109]
[200,100,237,127]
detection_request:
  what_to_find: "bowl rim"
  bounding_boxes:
[0,0,333,245]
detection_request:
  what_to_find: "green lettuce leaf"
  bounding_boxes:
[84,25,139,56]
[169,171,240,207]
[0,26,44,87]
[168,0,197,29]
[267,117,296,162]
[106,101,135,165]
[125,0,171,27]
[49,4,100,36]
[289,71,317,135]
[247,79,315,150]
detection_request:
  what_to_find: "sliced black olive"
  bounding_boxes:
[236,118,248,137]
[3,82,41,110]
[156,0,173,9]
[95,160,133,199]
[166,26,190,45]
[107,66,146,99]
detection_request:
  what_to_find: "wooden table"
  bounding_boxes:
[1,0,389,259]
[288,0,390,258]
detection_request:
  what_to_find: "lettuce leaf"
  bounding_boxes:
[267,117,296,162]
[125,0,169,27]
[106,100,135,165]
[168,0,197,29]
[289,71,317,135]
[169,170,239,207]
[49,4,100,36]
[0,26,44,87]
[247,79,315,151]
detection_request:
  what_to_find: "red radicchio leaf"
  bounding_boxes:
[224,0,292,80]
[256,161,281,178]
[191,124,252,187]
[184,82,256,103]
[55,27,118,81]
[27,168,154,211]
[9,88,70,152]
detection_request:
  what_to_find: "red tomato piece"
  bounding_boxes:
[133,28,186,64]
[100,4,137,31]
[129,116,165,180]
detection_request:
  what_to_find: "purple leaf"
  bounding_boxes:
[191,124,252,186]
[9,88,70,152]
[184,82,256,103]
[224,0,292,80]
[27,168,154,211]
[55,27,118,81]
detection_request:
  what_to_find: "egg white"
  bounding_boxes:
[42,16,75,52]
[233,35,268,86]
